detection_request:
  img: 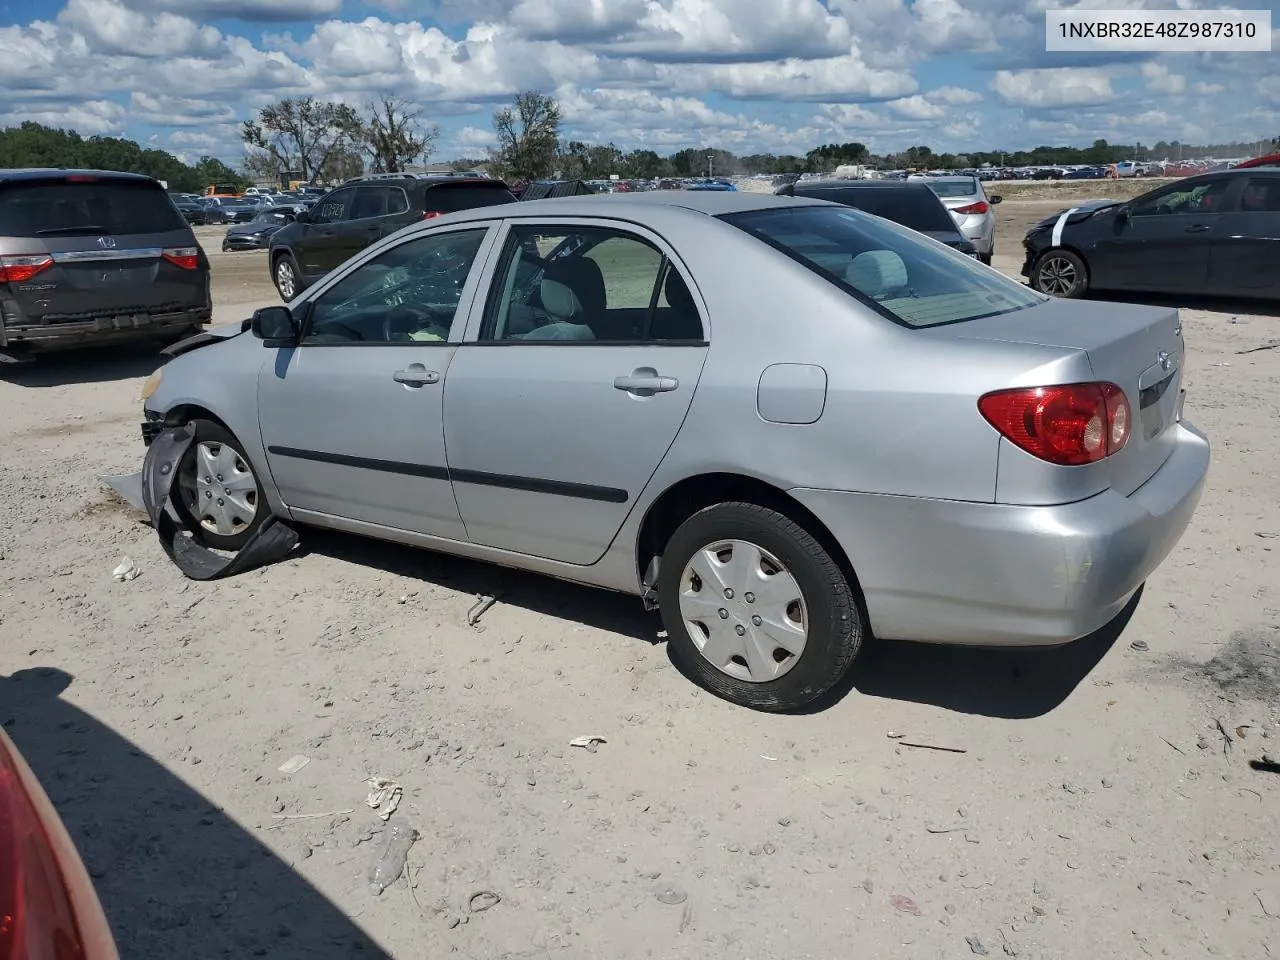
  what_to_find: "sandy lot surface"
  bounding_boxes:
[2,202,1278,960]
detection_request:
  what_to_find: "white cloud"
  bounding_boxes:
[886,95,946,120]
[1140,62,1186,95]
[990,68,1117,108]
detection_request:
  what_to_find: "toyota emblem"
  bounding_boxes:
[97,236,116,249]
[1158,350,1172,371]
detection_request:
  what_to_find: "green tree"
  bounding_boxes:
[619,149,665,179]
[490,91,562,182]
[242,96,362,183]
[360,95,439,173]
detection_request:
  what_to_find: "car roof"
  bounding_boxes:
[0,167,157,184]
[791,179,933,192]
[432,190,829,224]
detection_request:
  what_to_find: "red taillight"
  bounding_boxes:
[422,210,442,220]
[0,738,88,960]
[979,382,1130,466]
[954,201,989,215]
[161,247,199,270]
[0,256,54,284]
[64,176,99,183]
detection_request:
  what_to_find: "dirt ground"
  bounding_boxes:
[2,201,1278,960]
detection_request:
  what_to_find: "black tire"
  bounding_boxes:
[657,502,864,712]
[272,252,304,301]
[1031,248,1089,298]
[979,250,993,266]
[170,419,267,552]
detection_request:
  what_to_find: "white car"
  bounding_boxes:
[923,176,1001,264]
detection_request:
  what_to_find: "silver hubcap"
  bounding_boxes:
[678,539,808,683]
[178,441,258,538]
[1037,256,1078,296]
[276,261,295,299]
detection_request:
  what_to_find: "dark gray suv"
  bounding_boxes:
[0,169,212,362]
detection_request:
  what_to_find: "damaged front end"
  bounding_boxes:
[103,423,298,580]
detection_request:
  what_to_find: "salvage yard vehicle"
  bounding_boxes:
[267,173,517,300]
[1024,168,1280,300]
[0,727,120,959]
[0,169,212,362]
[130,192,1208,712]
[920,175,1002,264]
[222,206,300,252]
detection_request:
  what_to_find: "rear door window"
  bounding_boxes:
[349,186,389,220]
[423,183,516,214]
[0,179,186,236]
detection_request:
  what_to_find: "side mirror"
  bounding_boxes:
[251,306,299,346]
[293,210,311,224]
[1115,205,1131,222]
[990,194,1002,205]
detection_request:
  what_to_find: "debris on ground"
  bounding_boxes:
[365,776,404,820]
[891,894,920,915]
[112,557,140,581]
[277,754,311,775]
[1130,639,1149,652]
[967,935,989,955]
[569,735,607,753]
[467,594,498,626]
[368,822,419,896]
[654,883,688,905]
[899,741,968,754]
[468,890,501,914]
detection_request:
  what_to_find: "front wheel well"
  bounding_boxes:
[163,404,232,434]
[636,472,865,608]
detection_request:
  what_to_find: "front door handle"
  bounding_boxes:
[1184,223,1211,233]
[614,372,678,393]
[393,366,439,386]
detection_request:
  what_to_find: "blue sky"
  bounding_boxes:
[1,0,1276,166]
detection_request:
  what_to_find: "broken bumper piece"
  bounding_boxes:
[101,423,299,580]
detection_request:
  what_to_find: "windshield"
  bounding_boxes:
[252,210,292,225]
[722,205,1044,329]
[926,179,979,198]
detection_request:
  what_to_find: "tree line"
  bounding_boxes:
[1,93,1276,192]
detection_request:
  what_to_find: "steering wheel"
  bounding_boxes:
[383,304,447,342]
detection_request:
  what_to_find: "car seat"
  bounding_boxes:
[539,257,606,326]
[649,268,704,340]
[845,250,910,301]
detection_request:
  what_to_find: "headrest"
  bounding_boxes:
[845,250,908,300]
[540,256,606,320]
[664,268,695,314]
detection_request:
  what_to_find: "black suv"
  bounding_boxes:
[0,169,211,361]
[267,173,517,299]
[775,179,979,258]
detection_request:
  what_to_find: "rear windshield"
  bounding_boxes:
[0,179,187,236]
[722,205,1043,329]
[926,178,979,198]
[424,183,516,213]
[802,186,956,232]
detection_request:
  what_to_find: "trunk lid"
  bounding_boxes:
[0,176,207,323]
[938,297,1185,497]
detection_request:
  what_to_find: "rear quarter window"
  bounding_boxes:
[0,179,187,236]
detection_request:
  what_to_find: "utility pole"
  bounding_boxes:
[707,153,714,178]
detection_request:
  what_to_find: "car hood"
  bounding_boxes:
[1030,198,1124,231]
[226,221,283,237]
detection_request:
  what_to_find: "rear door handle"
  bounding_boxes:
[614,374,678,393]
[1184,224,1211,233]
[393,367,439,386]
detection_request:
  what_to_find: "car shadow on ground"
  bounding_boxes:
[296,529,1136,720]
[1,667,389,959]
[0,344,163,387]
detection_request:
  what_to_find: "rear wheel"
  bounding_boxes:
[171,419,267,551]
[658,502,864,712]
[273,254,302,301]
[1032,249,1088,298]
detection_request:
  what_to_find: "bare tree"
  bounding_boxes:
[490,91,562,182]
[242,96,361,183]
[361,95,439,173]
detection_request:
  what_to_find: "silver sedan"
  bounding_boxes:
[132,192,1209,712]
[922,175,1002,263]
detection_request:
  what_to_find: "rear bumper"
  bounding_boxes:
[790,419,1210,646]
[0,306,210,356]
